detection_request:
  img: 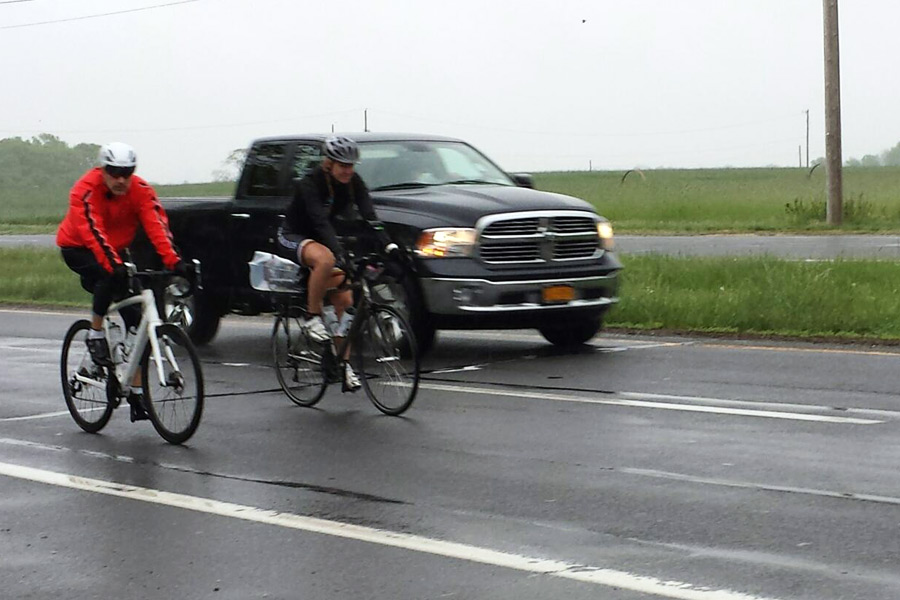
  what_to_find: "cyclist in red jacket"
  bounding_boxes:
[57,142,188,420]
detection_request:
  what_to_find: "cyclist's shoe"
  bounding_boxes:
[304,315,331,343]
[342,363,362,393]
[128,393,150,422]
[86,337,113,367]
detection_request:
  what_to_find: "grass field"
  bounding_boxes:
[0,180,235,229]
[6,247,900,343]
[535,166,900,233]
[5,167,900,234]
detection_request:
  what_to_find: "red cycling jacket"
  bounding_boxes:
[56,168,180,272]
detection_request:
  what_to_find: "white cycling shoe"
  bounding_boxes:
[304,315,331,343]
[343,363,362,393]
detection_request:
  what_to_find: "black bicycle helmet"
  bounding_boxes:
[322,135,360,164]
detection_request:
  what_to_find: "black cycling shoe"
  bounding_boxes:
[128,393,150,422]
[86,336,113,367]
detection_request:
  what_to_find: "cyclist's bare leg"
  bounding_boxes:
[300,242,336,315]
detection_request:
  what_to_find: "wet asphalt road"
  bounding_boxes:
[2,308,900,599]
[8,233,900,258]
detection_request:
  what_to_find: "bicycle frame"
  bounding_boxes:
[72,288,174,393]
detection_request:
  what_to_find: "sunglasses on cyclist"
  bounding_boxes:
[104,165,135,179]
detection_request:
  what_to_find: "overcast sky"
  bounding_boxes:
[2,0,898,183]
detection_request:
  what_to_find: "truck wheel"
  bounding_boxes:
[538,314,602,347]
[379,275,436,356]
[161,284,221,346]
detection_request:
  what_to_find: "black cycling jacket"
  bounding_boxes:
[283,166,387,256]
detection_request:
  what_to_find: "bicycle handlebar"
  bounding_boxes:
[124,259,202,296]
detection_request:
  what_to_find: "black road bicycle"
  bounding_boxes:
[268,252,420,416]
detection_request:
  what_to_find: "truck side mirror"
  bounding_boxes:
[511,173,534,189]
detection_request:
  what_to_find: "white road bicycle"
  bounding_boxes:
[60,262,204,444]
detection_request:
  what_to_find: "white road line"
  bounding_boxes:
[0,410,72,422]
[620,467,900,506]
[419,383,883,424]
[0,345,58,354]
[0,460,778,600]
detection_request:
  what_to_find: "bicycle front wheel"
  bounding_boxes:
[61,320,114,433]
[141,323,204,444]
[272,315,327,406]
[354,305,420,416]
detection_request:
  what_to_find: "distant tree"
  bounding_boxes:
[881,142,900,166]
[212,147,248,182]
[845,157,861,167]
[0,134,101,223]
[860,154,881,167]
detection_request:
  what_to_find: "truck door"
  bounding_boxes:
[229,141,292,298]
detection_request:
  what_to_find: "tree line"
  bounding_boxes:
[845,141,900,168]
[0,134,99,224]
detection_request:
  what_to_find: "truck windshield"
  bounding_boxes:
[357,141,514,191]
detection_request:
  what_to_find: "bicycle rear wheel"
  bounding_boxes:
[141,323,204,444]
[61,320,115,433]
[272,315,327,406]
[354,305,420,415]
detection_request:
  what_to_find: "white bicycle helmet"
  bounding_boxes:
[322,135,360,164]
[98,142,137,168]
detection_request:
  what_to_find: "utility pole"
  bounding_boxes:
[798,145,802,168]
[805,109,810,168]
[364,109,369,132]
[823,0,843,225]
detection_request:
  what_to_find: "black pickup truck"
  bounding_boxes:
[139,133,621,354]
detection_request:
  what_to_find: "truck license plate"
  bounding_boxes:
[542,285,575,303]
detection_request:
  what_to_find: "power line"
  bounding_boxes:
[0,1,36,5]
[0,0,199,29]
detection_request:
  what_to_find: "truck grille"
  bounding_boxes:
[479,213,600,264]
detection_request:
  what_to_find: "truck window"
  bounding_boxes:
[292,144,323,179]
[243,143,287,196]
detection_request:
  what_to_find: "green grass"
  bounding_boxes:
[7,247,900,343]
[0,248,90,307]
[0,180,235,229]
[534,166,900,233]
[608,255,900,340]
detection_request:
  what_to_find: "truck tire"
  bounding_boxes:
[160,284,221,346]
[538,314,602,347]
[380,273,436,356]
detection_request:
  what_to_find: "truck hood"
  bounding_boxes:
[372,184,598,228]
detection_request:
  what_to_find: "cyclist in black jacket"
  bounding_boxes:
[276,135,399,391]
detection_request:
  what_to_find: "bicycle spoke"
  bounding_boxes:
[142,324,204,444]
[273,315,328,406]
[355,306,419,416]
[61,320,114,433]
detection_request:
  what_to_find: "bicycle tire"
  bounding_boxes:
[272,315,327,406]
[354,305,420,416]
[60,320,115,433]
[141,323,204,444]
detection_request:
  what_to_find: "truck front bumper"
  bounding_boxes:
[419,273,619,316]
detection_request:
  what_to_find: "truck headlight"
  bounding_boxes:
[415,228,476,258]
[597,221,614,251]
